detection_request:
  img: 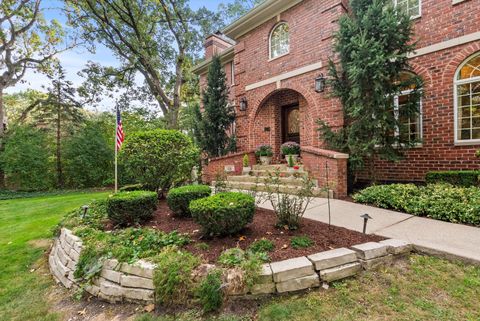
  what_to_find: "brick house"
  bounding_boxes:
[193,0,480,198]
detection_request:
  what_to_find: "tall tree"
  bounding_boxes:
[66,0,216,128]
[317,0,423,180]
[218,0,265,25]
[19,65,83,188]
[196,56,235,158]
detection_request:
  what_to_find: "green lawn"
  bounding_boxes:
[0,191,110,321]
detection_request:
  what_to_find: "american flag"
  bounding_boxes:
[116,108,125,150]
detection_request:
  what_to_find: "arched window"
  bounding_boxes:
[455,53,480,143]
[269,23,289,60]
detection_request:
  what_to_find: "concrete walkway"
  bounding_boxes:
[258,198,480,265]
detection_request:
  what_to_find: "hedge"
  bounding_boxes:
[353,183,480,226]
[425,171,480,187]
[189,192,255,237]
[166,185,212,217]
[106,191,158,226]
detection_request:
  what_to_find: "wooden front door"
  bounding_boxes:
[282,104,300,144]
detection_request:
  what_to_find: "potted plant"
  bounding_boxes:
[281,141,301,163]
[287,154,295,172]
[255,144,273,165]
[242,154,251,175]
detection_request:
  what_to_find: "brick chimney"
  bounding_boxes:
[204,31,235,60]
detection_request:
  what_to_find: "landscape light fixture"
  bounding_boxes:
[81,205,89,219]
[360,213,373,234]
[239,97,248,111]
[315,73,326,93]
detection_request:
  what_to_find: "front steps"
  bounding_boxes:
[213,164,331,197]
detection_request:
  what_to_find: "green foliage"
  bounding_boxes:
[153,246,200,307]
[425,171,480,187]
[281,142,300,155]
[353,183,480,225]
[196,56,236,157]
[287,155,294,168]
[119,183,149,192]
[121,129,199,192]
[318,0,423,174]
[243,154,250,167]
[196,269,224,313]
[248,239,275,253]
[106,191,157,227]
[217,248,267,289]
[255,144,273,157]
[290,236,314,249]
[63,119,113,188]
[166,185,211,217]
[57,200,109,233]
[0,125,53,190]
[218,248,246,267]
[189,192,255,237]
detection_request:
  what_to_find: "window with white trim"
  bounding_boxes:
[394,0,421,19]
[269,23,289,60]
[455,53,480,142]
[392,72,423,143]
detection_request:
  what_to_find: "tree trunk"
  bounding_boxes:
[56,104,64,188]
[0,88,5,189]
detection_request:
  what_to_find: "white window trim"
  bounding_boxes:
[393,89,423,146]
[393,0,422,20]
[269,22,290,61]
[454,52,480,145]
[230,62,235,86]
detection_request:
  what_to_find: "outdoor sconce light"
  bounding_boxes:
[360,213,373,234]
[239,97,248,111]
[315,73,327,93]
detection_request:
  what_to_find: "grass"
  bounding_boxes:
[0,190,110,321]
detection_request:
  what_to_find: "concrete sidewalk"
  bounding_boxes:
[258,198,480,265]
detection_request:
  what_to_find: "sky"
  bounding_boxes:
[5,0,231,111]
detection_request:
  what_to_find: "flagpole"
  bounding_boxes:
[114,107,118,193]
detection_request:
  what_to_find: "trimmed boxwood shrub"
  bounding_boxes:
[166,185,212,217]
[119,183,149,192]
[189,192,255,237]
[353,183,480,225]
[426,171,480,187]
[106,191,157,226]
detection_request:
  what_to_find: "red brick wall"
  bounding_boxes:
[202,151,256,183]
[198,0,480,187]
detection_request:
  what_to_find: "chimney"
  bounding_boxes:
[204,31,235,60]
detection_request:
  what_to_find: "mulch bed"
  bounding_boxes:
[145,200,384,263]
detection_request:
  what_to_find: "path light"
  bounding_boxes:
[315,73,326,93]
[81,205,89,219]
[239,97,248,111]
[360,213,373,234]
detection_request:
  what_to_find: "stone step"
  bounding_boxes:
[213,181,328,197]
[250,169,308,178]
[253,164,304,171]
[227,175,307,186]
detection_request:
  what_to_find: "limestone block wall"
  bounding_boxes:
[50,228,413,303]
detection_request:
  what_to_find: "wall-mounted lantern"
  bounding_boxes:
[315,73,327,93]
[239,97,248,111]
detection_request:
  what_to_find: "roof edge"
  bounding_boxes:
[192,47,235,75]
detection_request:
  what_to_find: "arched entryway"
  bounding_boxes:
[251,88,309,159]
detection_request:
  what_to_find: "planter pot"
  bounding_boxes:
[287,167,295,173]
[242,167,251,175]
[285,154,299,164]
[260,156,272,165]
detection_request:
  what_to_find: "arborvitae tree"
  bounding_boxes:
[197,56,235,157]
[318,0,423,180]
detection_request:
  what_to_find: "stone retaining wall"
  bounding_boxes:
[49,229,412,303]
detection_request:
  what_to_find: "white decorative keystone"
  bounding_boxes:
[270,257,315,283]
[351,242,388,260]
[307,248,358,271]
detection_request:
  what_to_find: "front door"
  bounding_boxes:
[282,104,300,144]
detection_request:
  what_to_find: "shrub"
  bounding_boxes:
[119,183,148,192]
[217,248,267,289]
[196,269,224,313]
[243,154,250,167]
[166,185,211,217]
[291,236,314,249]
[121,129,199,192]
[248,239,275,253]
[106,191,157,226]
[353,183,480,225]
[255,144,273,157]
[189,192,255,237]
[218,248,246,267]
[425,171,480,187]
[281,141,300,155]
[153,246,200,307]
